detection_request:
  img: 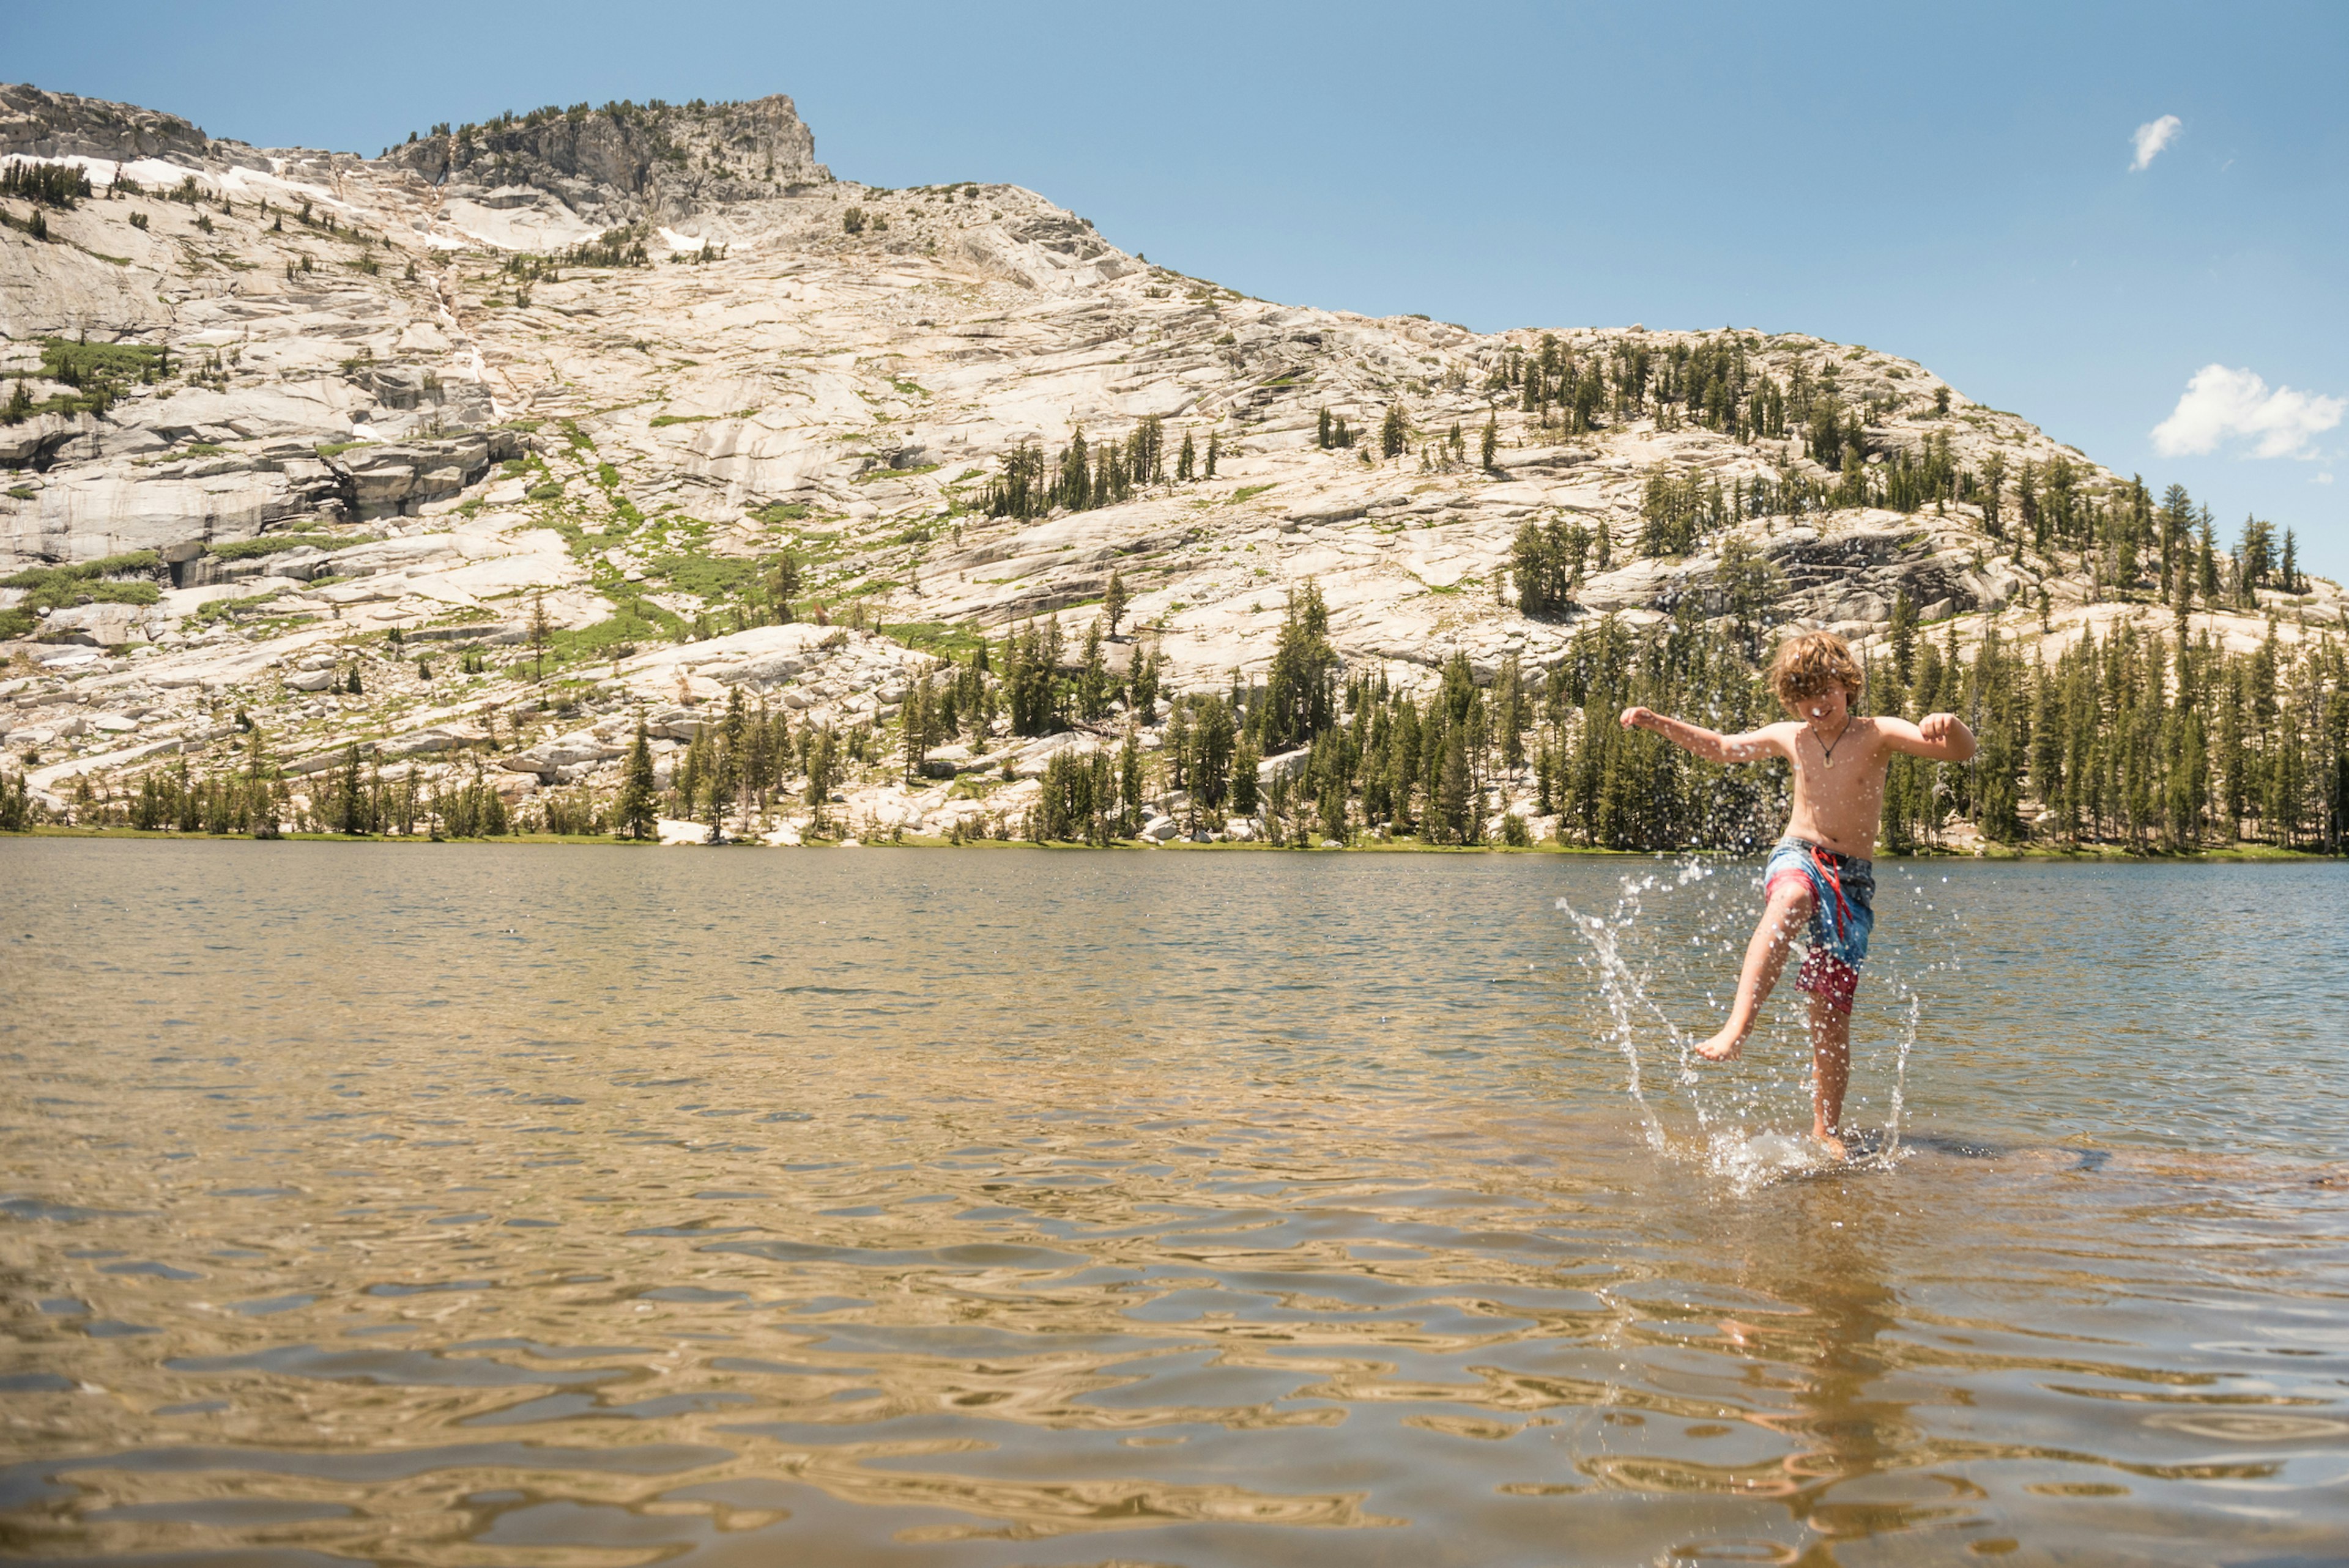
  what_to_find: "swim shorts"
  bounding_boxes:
[1763,837,1875,1014]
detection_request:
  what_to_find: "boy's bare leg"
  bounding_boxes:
[1694,883,1814,1062]
[1808,989,1850,1159]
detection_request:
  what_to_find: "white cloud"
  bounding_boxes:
[2150,364,2344,460]
[2131,114,2182,171]
[2317,472,2336,486]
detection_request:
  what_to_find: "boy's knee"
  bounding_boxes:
[1764,875,1815,916]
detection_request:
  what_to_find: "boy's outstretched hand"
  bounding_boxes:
[1918,713,1962,745]
[1620,706,1654,730]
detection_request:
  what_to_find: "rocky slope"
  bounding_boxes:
[2,83,2339,838]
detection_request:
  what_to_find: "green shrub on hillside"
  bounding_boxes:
[205,534,362,561]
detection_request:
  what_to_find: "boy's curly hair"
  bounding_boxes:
[1769,630,1865,711]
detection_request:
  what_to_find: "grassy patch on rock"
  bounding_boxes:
[204,534,365,561]
[0,552,165,635]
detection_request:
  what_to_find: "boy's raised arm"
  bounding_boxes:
[1878,712,1979,763]
[1619,707,1784,764]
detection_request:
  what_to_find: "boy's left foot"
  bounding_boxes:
[1812,1127,1849,1162]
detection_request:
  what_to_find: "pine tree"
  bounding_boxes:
[336,744,366,834]
[529,590,551,681]
[1077,619,1111,720]
[804,725,838,830]
[1231,735,1260,816]
[1436,730,1473,844]
[705,739,735,843]
[1118,730,1144,835]
[674,727,708,820]
[1127,642,1160,718]
[1191,695,1236,819]
[615,719,657,839]
[1716,535,1779,657]
[1175,430,1195,482]
[1318,763,1348,843]
[1204,430,1219,478]
[1261,583,1338,752]
[1495,655,1527,772]
[1480,415,1498,470]
[902,675,935,782]
[1379,405,1407,459]
[1888,589,1917,685]
[1163,698,1191,796]
[1102,569,1127,637]
[766,551,801,623]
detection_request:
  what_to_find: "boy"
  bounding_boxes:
[1619,629,1976,1159]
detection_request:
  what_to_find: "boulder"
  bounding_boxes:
[1258,747,1312,786]
[42,602,147,646]
[1012,733,1096,778]
[1282,497,1370,530]
[499,728,627,777]
[327,431,528,520]
[0,413,82,470]
[645,706,707,741]
[173,545,340,590]
[379,724,483,758]
[1489,445,1597,473]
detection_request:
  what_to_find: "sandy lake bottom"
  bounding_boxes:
[3,841,2346,1566]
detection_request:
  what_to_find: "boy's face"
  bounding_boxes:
[1786,683,1851,725]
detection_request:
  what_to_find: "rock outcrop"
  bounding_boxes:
[384,95,831,229]
[0,82,215,166]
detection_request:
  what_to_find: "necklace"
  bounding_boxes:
[1813,715,1855,769]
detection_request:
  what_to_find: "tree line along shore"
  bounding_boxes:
[9,577,2343,858]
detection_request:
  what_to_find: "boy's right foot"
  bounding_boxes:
[1693,1024,1745,1062]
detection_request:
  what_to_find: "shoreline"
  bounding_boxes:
[6,826,2335,862]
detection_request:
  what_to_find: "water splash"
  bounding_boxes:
[1561,854,1935,1192]
[1883,989,1921,1158]
[1705,1128,1826,1192]
[1560,881,1657,1147]
[1558,861,1715,1151]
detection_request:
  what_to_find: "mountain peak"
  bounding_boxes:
[383,94,831,230]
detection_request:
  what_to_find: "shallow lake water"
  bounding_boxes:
[2,839,2345,1566]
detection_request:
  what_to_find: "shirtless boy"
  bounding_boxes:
[1619,631,1976,1159]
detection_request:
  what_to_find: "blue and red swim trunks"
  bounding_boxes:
[1763,837,1876,1013]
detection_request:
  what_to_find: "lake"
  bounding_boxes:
[2,840,2346,1566]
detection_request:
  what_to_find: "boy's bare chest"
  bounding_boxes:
[1792,757,1888,805]
[1787,731,1888,818]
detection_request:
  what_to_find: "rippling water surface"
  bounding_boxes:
[3,840,2346,1566]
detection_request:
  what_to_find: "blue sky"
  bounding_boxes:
[15,1,2347,576]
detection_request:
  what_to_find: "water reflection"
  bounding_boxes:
[0,841,2345,1564]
